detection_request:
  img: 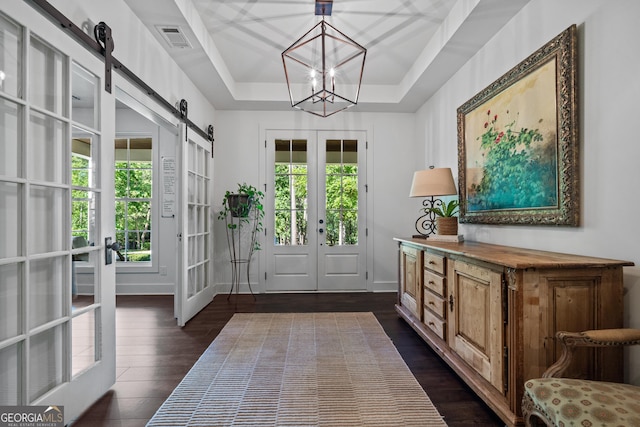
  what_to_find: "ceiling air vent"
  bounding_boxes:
[156,25,192,49]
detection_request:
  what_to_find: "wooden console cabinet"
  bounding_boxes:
[395,238,634,427]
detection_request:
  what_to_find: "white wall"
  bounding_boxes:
[214,110,418,293]
[415,0,640,384]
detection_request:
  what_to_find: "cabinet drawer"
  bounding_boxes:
[423,289,446,318]
[423,308,446,340]
[424,252,445,274]
[424,270,446,296]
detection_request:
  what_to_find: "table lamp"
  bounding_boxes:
[409,167,457,238]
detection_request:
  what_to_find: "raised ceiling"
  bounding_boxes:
[124,0,530,113]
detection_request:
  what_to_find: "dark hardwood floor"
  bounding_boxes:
[71,293,504,426]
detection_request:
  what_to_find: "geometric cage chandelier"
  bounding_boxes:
[281,0,367,117]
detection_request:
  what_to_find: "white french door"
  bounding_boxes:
[176,124,214,326]
[316,131,367,291]
[265,130,367,292]
[0,4,115,424]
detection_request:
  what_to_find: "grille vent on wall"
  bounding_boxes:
[156,25,192,49]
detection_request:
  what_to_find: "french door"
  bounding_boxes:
[0,4,115,424]
[176,124,214,326]
[265,130,367,292]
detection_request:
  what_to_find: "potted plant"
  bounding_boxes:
[221,183,262,218]
[218,182,265,247]
[428,199,459,235]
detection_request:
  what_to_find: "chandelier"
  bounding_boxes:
[281,0,366,117]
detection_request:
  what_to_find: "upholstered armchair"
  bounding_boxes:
[522,329,640,426]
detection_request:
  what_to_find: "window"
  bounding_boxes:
[115,137,152,263]
[325,139,358,245]
[274,139,308,245]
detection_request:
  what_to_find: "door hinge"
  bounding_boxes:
[265,139,267,148]
[366,140,368,149]
[265,272,267,280]
[365,228,368,237]
[365,184,368,192]
[366,271,368,280]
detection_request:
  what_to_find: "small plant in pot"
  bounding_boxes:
[217,182,265,248]
[428,199,459,235]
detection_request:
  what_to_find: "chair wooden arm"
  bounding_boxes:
[542,328,640,378]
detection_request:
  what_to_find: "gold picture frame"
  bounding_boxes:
[457,25,578,226]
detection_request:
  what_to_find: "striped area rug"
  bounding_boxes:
[147,312,447,426]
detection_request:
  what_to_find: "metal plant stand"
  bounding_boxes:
[222,205,260,300]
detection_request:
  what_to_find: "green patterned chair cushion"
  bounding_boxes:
[524,377,640,426]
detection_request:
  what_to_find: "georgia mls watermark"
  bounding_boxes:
[0,406,64,427]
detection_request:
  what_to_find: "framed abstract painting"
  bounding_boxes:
[457,25,579,226]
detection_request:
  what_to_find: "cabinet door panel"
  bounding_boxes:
[400,246,421,318]
[449,260,504,393]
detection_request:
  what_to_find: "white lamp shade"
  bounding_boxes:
[409,168,457,197]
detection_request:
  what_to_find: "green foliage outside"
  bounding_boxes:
[114,160,152,262]
[469,109,557,211]
[274,163,358,246]
[71,155,91,241]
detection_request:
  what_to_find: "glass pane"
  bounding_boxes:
[29,36,67,116]
[325,139,358,246]
[188,141,196,172]
[0,181,21,258]
[29,324,64,401]
[188,206,196,234]
[29,256,65,329]
[197,175,204,204]
[114,167,127,197]
[188,171,195,203]
[188,236,196,267]
[274,139,308,247]
[72,188,97,250]
[0,99,22,177]
[0,263,21,341]
[29,110,66,184]
[72,127,98,189]
[72,253,96,307]
[72,63,98,130]
[0,344,20,405]
[274,210,291,245]
[188,267,195,298]
[29,186,66,254]
[0,13,22,99]
[72,310,95,377]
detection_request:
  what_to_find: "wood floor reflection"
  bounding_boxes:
[70,293,503,426]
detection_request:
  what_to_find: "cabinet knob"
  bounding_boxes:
[428,321,435,327]
[428,301,435,305]
[449,294,454,312]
